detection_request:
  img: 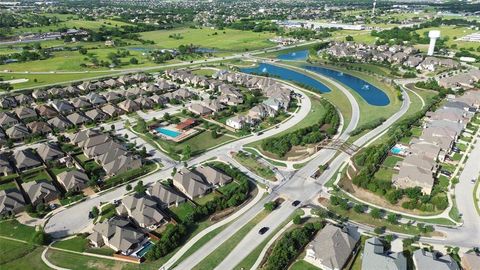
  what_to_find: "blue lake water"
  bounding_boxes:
[304,66,390,106]
[240,63,331,93]
[156,127,181,138]
[277,50,309,61]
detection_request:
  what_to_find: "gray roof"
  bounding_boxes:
[84,140,124,158]
[413,250,459,270]
[362,237,407,270]
[67,112,91,125]
[0,153,14,175]
[0,112,19,128]
[307,224,360,270]
[117,194,165,227]
[57,170,89,191]
[47,116,73,130]
[27,121,52,134]
[37,143,64,162]
[13,149,42,171]
[71,129,100,145]
[6,124,30,139]
[103,154,142,176]
[195,166,232,186]
[85,108,107,121]
[173,168,211,198]
[51,100,74,113]
[80,134,111,149]
[148,182,186,206]
[14,107,37,120]
[0,189,25,215]
[22,180,59,205]
[91,217,145,252]
[71,97,92,109]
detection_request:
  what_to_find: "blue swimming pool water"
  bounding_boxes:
[277,50,309,61]
[240,63,331,93]
[156,127,181,138]
[137,241,153,257]
[391,147,402,155]
[304,66,390,106]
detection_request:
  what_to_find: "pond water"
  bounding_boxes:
[277,50,309,61]
[241,63,331,93]
[304,66,390,106]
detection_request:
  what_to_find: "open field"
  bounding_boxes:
[140,28,275,52]
[416,26,480,52]
[45,249,130,270]
[0,238,37,265]
[0,245,49,270]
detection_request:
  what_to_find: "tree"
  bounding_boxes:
[79,48,88,55]
[387,213,398,224]
[31,226,49,245]
[91,206,99,218]
[374,226,385,234]
[182,145,191,160]
[353,204,365,213]
[345,35,354,41]
[293,214,302,225]
[264,201,277,211]
[370,208,382,219]
[134,181,146,194]
[211,129,219,139]
[126,184,132,191]
[129,57,138,64]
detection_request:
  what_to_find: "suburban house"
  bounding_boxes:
[71,97,92,110]
[392,164,434,194]
[14,107,37,122]
[88,217,147,255]
[304,224,360,270]
[103,154,142,176]
[22,180,60,206]
[85,108,108,122]
[101,104,124,117]
[147,182,186,208]
[36,104,58,119]
[0,153,14,176]
[57,170,89,192]
[188,103,213,116]
[37,143,65,163]
[118,99,141,113]
[226,115,255,130]
[27,121,52,135]
[0,189,26,216]
[67,112,92,126]
[195,165,233,187]
[412,250,460,270]
[361,237,407,270]
[6,124,30,141]
[47,116,73,131]
[173,168,212,199]
[50,100,75,114]
[116,194,166,230]
[0,112,19,129]
[13,149,42,171]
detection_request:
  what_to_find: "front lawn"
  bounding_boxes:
[0,238,37,265]
[0,219,37,242]
[20,168,51,183]
[45,249,130,270]
[52,235,88,252]
[290,260,321,270]
[233,152,276,181]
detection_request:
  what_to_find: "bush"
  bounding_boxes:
[264,201,278,212]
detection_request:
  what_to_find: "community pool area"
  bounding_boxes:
[136,241,154,258]
[156,127,181,138]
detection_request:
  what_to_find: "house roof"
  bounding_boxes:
[6,124,30,139]
[413,250,459,270]
[37,143,64,162]
[35,104,58,118]
[27,121,52,134]
[307,224,360,270]
[117,194,165,227]
[14,107,37,120]
[195,166,232,186]
[22,180,59,205]
[0,112,19,127]
[362,237,407,270]
[173,168,210,198]
[148,182,185,206]
[47,116,73,130]
[92,217,144,252]
[57,170,89,191]
[0,189,25,215]
[13,149,42,170]
[103,155,141,176]
[67,112,91,125]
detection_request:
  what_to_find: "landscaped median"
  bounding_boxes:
[232,151,277,181]
[191,209,270,270]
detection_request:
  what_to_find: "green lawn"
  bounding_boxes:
[45,249,131,270]
[19,169,52,183]
[140,28,275,52]
[233,153,276,181]
[1,246,50,270]
[374,167,395,182]
[194,192,220,206]
[411,126,423,137]
[49,166,73,176]
[0,238,37,265]
[192,210,269,270]
[0,180,17,191]
[170,202,196,222]
[290,260,321,270]
[98,203,116,223]
[51,236,88,252]
[0,220,37,243]
[383,156,403,168]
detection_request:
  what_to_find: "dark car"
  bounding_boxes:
[292,200,301,207]
[258,227,269,235]
[441,170,452,176]
[88,211,94,219]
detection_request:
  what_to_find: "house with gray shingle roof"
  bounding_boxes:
[22,180,59,206]
[6,124,30,141]
[57,170,89,192]
[15,94,33,105]
[50,100,75,114]
[413,249,459,270]
[37,143,64,163]
[0,189,26,216]
[13,149,42,171]
[71,97,92,110]
[85,108,107,122]
[173,168,211,199]
[36,104,58,119]
[188,103,212,116]
[305,224,360,270]
[86,92,107,106]
[104,92,122,103]
[0,112,19,129]
[47,116,73,131]
[0,96,18,109]
[116,194,166,229]
[88,216,146,255]
[196,165,232,187]
[101,104,123,117]
[361,237,406,270]
[67,112,92,126]
[147,182,186,208]
[118,99,140,113]
[0,153,14,176]
[71,129,100,145]
[103,154,142,176]
[32,89,48,101]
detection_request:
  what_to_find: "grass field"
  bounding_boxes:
[140,28,275,52]
[1,246,49,270]
[45,249,130,270]
[0,219,37,242]
[290,259,321,270]
[233,153,276,181]
[0,238,37,265]
[415,26,480,53]
[192,210,269,270]
[52,236,88,252]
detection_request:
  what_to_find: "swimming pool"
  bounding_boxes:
[156,127,181,138]
[136,241,154,258]
[391,146,402,155]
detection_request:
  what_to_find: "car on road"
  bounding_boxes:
[257,131,263,136]
[292,200,301,207]
[258,227,269,235]
[88,211,94,219]
[441,170,452,176]
[472,179,477,184]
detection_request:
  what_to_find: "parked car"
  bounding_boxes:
[258,227,269,235]
[292,200,301,207]
[441,170,452,176]
[472,179,477,184]
[88,211,94,219]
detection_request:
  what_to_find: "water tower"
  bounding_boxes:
[428,30,441,56]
